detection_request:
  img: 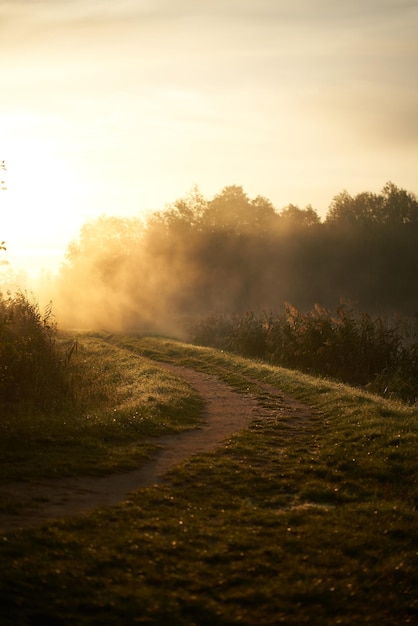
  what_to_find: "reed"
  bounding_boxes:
[191,302,418,403]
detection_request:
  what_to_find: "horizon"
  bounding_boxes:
[1,0,417,278]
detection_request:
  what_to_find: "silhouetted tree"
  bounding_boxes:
[325,190,382,228]
[380,181,418,225]
[202,185,278,234]
[279,204,320,229]
[325,182,418,229]
[56,181,418,333]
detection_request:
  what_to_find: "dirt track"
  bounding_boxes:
[0,363,318,533]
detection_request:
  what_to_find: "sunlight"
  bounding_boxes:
[1,124,87,277]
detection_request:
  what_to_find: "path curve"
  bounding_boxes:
[0,363,318,533]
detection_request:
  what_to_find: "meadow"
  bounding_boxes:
[0,326,417,624]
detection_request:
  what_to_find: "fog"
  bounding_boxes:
[21,182,409,339]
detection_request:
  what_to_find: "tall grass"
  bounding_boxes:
[0,331,203,482]
[191,302,418,403]
[0,291,72,412]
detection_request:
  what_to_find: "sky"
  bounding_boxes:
[1,0,417,277]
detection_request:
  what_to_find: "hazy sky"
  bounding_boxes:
[1,0,417,274]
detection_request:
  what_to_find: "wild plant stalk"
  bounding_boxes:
[191,303,418,403]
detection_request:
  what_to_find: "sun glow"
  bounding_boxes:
[1,117,89,278]
[1,1,417,284]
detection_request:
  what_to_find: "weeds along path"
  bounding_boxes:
[0,362,320,533]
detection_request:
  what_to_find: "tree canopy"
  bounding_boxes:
[55,181,418,333]
[326,182,418,228]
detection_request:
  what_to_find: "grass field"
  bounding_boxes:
[0,333,417,625]
[0,333,202,484]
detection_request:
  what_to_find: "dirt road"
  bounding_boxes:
[0,363,318,533]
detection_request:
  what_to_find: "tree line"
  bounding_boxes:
[55,181,418,333]
[2,181,416,408]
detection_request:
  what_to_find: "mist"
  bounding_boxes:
[38,182,417,339]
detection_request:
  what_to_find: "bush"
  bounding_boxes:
[0,292,72,412]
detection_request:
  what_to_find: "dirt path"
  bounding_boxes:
[0,363,319,533]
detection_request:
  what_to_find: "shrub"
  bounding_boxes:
[0,292,72,412]
[191,303,418,403]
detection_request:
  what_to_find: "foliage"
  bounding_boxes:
[0,292,72,411]
[55,181,418,336]
[326,181,418,228]
[280,202,321,228]
[191,303,418,403]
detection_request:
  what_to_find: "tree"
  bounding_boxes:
[325,190,383,228]
[65,215,144,274]
[325,182,418,229]
[279,203,320,228]
[203,185,251,233]
[156,185,208,233]
[380,181,418,225]
[203,185,278,234]
[248,195,278,233]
